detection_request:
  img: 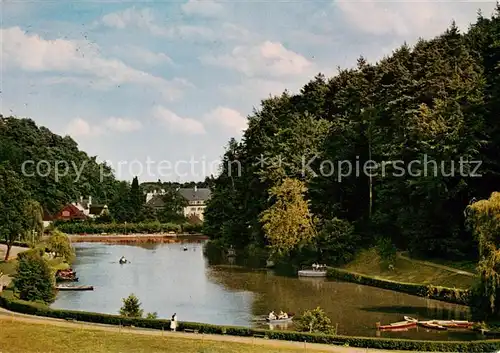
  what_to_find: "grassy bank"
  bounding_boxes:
[0,320,334,353]
[341,249,476,290]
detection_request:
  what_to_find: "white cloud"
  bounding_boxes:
[181,0,224,17]
[65,117,142,138]
[99,7,253,42]
[112,45,173,66]
[200,41,313,77]
[104,117,142,132]
[204,107,247,134]
[335,0,497,38]
[65,118,104,137]
[1,27,191,100]
[153,106,206,135]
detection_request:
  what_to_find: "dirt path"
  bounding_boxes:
[396,253,475,277]
[0,244,28,261]
[0,307,429,353]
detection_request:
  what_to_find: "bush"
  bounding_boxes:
[13,249,55,304]
[0,293,499,352]
[295,307,335,334]
[119,294,144,318]
[326,268,471,306]
[181,223,203,234]
[376,237,397,269]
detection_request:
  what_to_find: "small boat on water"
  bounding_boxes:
[418,321,447,330]
[298,270,327,277]
[266,315,294,323]
[56,285,94,291]
[378,320,417,330]
[433,320,473,329]
[403,316,418,323]
[119,256,127,264]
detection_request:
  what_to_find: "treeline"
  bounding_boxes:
[204,9,500,264]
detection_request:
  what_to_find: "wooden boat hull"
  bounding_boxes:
[56,286,94,291]
[418,321,447,330]
[379,321,417,330]
[434,320,473,329]
[298,270,327,277]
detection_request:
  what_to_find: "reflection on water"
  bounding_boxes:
[52,241,482,341]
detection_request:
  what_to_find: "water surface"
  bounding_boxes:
[52,241,481,340]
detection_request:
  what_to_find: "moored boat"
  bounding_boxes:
[56,285,94,291]
[378,321,417,330]
[403,316,418,323]
[433,320,473,329]
[418,321,447,330]
[298,270,327,277]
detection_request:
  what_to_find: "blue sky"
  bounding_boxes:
[1,0,497,182]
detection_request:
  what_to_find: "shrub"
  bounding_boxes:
[119,294,144,318]
[295,307,335,334]
[13,249,55,304]
[56,222,183,235]
[377,237,397,269]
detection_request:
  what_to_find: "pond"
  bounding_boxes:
[52,240,481,341]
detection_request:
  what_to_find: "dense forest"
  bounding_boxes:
[203,9,500,264]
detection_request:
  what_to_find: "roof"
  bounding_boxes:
[54,204,88,220]
[178,188,211,202]
[89,205,107,215]
[147,194,166,208]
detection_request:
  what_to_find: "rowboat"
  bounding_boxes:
[418,321,447,330]
[56,285,94,291]
[403,316,418,323]
[433,320,473,329]
[378,321,417,330]
[266,316,294,323]
[298,270,327,277]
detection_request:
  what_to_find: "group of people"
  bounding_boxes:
[268,310,288,320]
[312,263,326,271]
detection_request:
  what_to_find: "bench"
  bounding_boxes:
[184,329,199,334]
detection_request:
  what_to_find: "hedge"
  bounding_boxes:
[55,222,202,235]
[0,293,499,352]
[327,268,471,306]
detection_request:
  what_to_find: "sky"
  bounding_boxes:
[1,0,498,182]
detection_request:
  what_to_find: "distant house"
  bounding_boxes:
[146,186,211,222]
[50,196,109,222]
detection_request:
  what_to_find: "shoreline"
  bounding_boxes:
[67,233,209,243]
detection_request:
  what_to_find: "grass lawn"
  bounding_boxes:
[341,249,477,289]
[0,320,332,353]
[0,259,18,276]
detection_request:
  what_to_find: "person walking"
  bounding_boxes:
[170,313,177,332]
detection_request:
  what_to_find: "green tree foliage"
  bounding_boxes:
[295,307,334,334]
[205,11,500,263]
[0,165,32,260]
[13,249,55,303]
[119,293,144,318]
[46,229,75,263]
[0,116,119,214]
[157,186,188,223]
[260,178,316,258]
[129,177,144,221]
[316,218,358,265]
[24,200,44,246]
[467,192,500,317]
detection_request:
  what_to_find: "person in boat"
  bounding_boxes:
[119,256,126,263]
[282,312,288,319]
[312,263,317,271]
[268,311,276,320]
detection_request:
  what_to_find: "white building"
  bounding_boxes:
[146,186,211,222]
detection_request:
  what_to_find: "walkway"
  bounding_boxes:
[397,253,475,277]
[0,307,430,353]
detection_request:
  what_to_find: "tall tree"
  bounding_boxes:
[260,178,317,258]
[0,165,31,260]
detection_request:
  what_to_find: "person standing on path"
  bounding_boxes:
[170,313,177,332]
